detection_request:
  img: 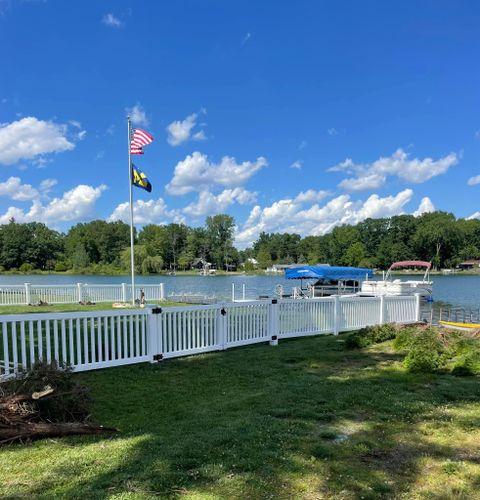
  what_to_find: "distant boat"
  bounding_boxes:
[360,261,433,298]
[282,265,373,298]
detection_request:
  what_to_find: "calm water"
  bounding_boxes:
[0,273,479,308]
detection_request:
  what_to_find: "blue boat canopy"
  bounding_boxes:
[285,265,373,281]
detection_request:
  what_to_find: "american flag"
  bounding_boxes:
[130,128,154,155]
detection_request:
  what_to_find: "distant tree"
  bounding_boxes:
[256,246,272,269]
[205,214,235,269]
[141,255,164,274]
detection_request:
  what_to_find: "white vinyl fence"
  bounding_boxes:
[0,295,420,381]
[0,283,165,306]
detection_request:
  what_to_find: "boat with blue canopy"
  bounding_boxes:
[279,265,374,298]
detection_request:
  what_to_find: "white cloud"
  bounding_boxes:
[294,190,330,204]
[338,172,385,191]
[0,177,38,201]
[39,178,57,194]
[235,189,414,247]
[166,113,201,146]
[299,140,307,150]
[467,175,480,186]
[467,211,480,220]
[290,160,303,170]
[183,188,257,217]
[102,13,123,28]
[77,130,87,140]
[327,128,338,136]
[0,184,106,224]
[166,152,267,195]
[0,117,75,165]
[193,130,207,141]
[108,198,180,225]
[413,197,435,217]
[330,148,458,191]
[126,103,149,127]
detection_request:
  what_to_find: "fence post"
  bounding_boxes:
[379,295,386,325]
[121,283,127,303]
[333,296,340,335]
[216,304,227,350]
[415,293,421,322]
[147,307,160,363]
[77,283,83,303]
[24,282,31,305]
[159,283,165,301]
[269,299,279,346]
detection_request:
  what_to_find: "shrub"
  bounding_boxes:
[54,261,69,272]
[401,328,445,373]
[19,262,33,273]
[345,323,397,349]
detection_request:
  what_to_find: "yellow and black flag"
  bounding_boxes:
[131,164,152,193]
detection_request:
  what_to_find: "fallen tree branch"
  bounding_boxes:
[0,422,118,445]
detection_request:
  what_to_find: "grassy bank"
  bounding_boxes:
[1,333,480,498]
[0,301,183,315]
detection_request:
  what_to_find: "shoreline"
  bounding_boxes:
[0,269,480,278]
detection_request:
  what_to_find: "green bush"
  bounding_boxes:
[54,261,69,272]
[345,323,397,349]
[19,262,33,273]
[401,328,445,373]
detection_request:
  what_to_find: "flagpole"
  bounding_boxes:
[127,116,135,305]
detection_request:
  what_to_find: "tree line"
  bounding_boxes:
[0,211,479,273]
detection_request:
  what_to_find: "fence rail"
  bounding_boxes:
[1,295,420,381]
[0,283,165,306]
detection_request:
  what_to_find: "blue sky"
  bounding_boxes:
[0,0,479,247]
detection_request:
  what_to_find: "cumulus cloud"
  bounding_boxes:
[166,113,206,146]
[235,189,414,248]
[467,211,480,220]
[467,175,480,186]
[102,13,123,28]
[183,188,257,217]
[0,184,106,224]
[0,177,39,201]
[108,197,181,225]
[126,103,149,126]
[0,117,75,165]
[293,190,330,204]
[413,197,435,217]
[330,148,458,191]
[166,152,267,195]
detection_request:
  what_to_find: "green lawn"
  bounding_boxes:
[1,334,480,499]
[0,301,184,315]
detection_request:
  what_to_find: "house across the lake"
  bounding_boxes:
[458,259,480,270]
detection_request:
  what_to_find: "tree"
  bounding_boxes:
[141,255,164,274]
[256,246,272,269]
[205,214,235,269]
[343,242,366,267]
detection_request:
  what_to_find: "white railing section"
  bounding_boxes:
[0,283,165,306]
[1,295,420,381]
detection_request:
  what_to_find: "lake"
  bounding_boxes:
[0,273,479,308]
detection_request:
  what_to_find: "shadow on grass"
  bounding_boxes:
[6,334,480,499]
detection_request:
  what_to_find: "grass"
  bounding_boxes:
[1,334,480,499]
[0,301,184,315]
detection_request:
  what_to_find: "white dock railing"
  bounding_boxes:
[0,295,420,381]
[0,283,165,306]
